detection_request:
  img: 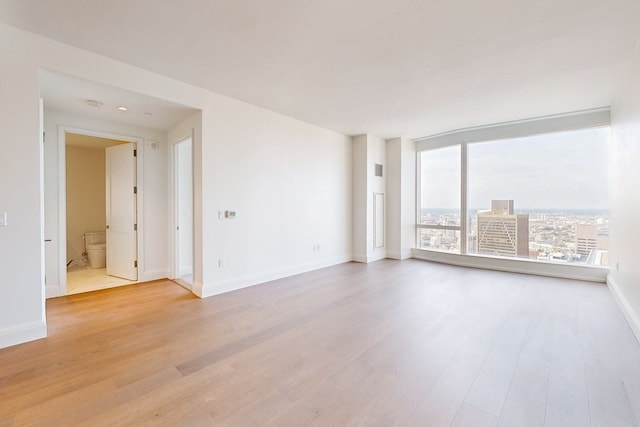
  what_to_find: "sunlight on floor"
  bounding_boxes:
[66,266,138,295]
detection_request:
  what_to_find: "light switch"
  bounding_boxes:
[0,212,6,227]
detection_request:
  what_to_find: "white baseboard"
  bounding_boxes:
[386,250,413,260]
[352,253,390,263]
[412,248,608,282]
[607,274,640,344]
[197,255,352,298]
[45,284,64,299]
[140,269,169,283]
[0,320,47,349]
[352,254,368,263]
[192,281,205,298]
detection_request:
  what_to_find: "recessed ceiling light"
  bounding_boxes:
[86,99,103,108]
[144,112,152,116]
[117,106,128,111]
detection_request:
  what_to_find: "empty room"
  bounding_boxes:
[1,1,640,426]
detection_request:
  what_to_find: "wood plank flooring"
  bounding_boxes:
[1,259,639,426]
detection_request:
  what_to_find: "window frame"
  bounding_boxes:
[414,108,610,264]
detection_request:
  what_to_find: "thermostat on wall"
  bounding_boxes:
[225,210,236,218]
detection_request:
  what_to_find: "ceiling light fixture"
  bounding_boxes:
[117,106,128,111]
[86,99,103,108]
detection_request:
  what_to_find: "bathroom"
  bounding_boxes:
[65,133,136,294]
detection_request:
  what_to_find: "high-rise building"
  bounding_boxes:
[576,224,598,257]
[576,223,609,260]
[477,200,529,257]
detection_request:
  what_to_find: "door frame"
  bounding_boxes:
[51,126,143,297]
[169,134,194,290]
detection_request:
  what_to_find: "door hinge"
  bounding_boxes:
[134,260,138,268]
[43,132,45,143]
[134,223,137,231]
[133,149,137,157]
[134,186,137,194]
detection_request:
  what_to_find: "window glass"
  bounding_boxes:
[467,128,609,264]
[419,145,461,226]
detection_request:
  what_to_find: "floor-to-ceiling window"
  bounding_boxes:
[416,109,610,267]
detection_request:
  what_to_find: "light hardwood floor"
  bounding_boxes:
[1,260,639,426]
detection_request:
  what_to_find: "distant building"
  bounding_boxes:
[576,223,609,264]
[575,224,598,256]
[477,200,529,258]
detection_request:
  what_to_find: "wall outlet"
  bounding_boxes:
[0,212,6,227]
[218,258,226,268]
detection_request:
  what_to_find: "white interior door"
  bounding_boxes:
[106,143,137,280]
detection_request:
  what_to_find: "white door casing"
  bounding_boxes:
[106,143,138,281]
[176,138,193,279]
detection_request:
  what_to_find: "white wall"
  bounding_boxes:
[0,23,352,347]
[609,43,640,343]
[352,135,368,262]
[43,109,169,298]
[368,135,387,262]
[352,134,387,263]
[199,100,352,295]
[0,26,45,348]
[386,137,416,260]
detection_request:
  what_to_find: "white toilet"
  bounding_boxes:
[85,231,106,269]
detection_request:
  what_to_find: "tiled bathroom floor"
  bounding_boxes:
[66,267,138,295]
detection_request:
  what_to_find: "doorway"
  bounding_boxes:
[172,136,193,289]
[58,129,141,295]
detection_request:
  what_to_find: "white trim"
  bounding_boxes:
[192,281,205,298]
[45,284,64,299]
[387,250,413,260]
[415,107,611,150]
[412,248,608,282]
[352,253,387,263]
[607,274,640,344]
[0,321,47,349]
[460,142,468,254]
[169,134,195,289]
[352,254,368,263]
[197,255,352,298]
[53,126,144,297]
[39,98,46,323]
[139,268,170,283]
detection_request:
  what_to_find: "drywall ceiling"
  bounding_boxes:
[40,70,198,131]
[2,0,640,138]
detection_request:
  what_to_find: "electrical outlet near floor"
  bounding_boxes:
[218,258,226,268]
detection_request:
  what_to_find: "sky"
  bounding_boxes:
[420,127,610,210]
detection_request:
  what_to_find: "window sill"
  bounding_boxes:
[411,248,608,282]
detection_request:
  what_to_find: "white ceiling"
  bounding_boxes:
[2,0,640,138]
[40,70,198,131]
